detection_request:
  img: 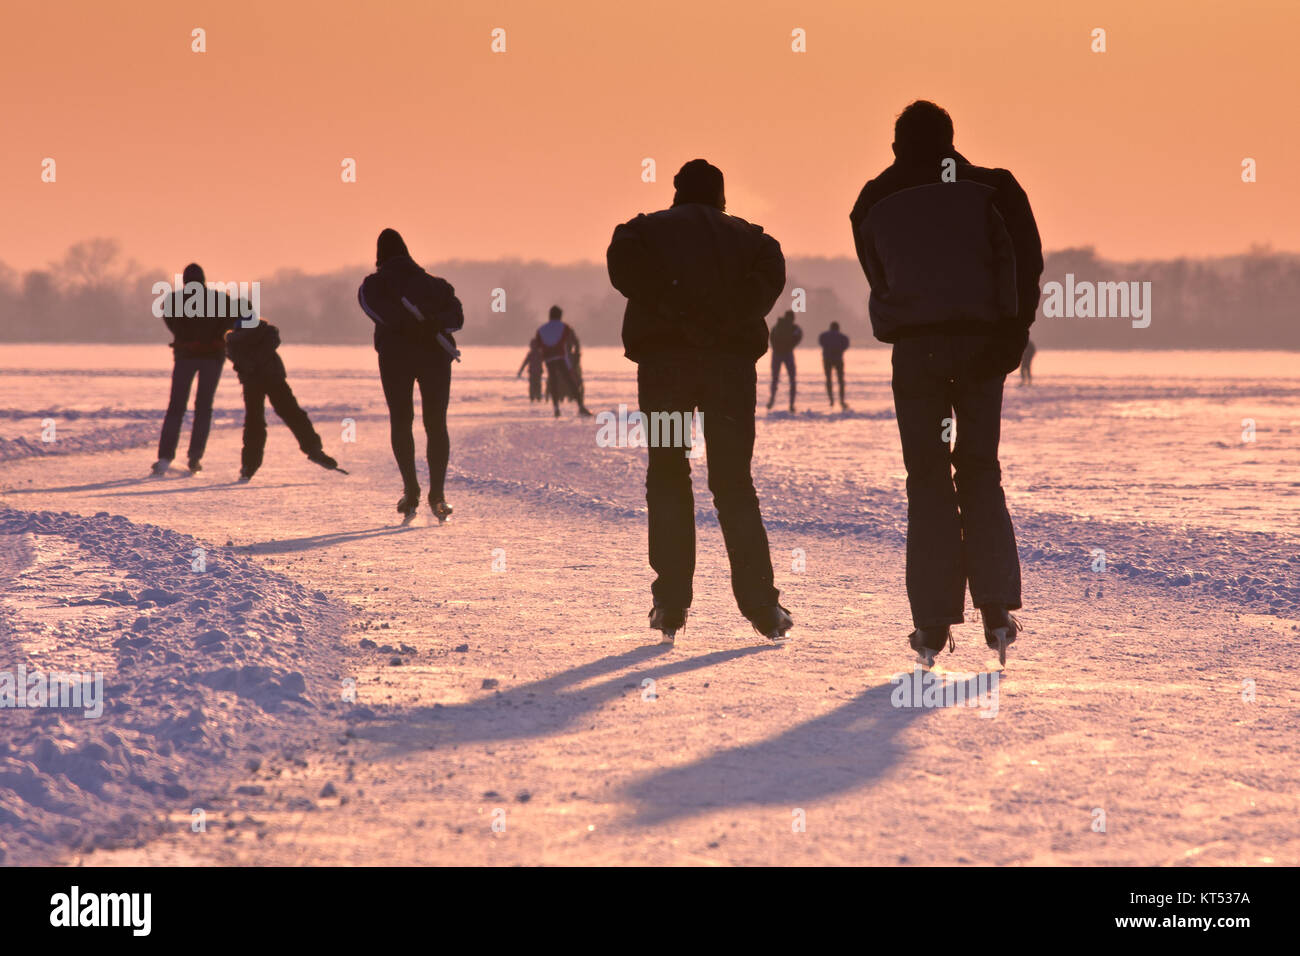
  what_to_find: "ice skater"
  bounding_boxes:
[1019,338,1036,385]
[849,100,1043,667]
[533,306,592,418]
[224,310,342,482]
[766,310,802,412]
[607,158,792,643]
[358,228,464,521]
[819,321,850,410]
[152,263,236,476]
[517,340,544,402]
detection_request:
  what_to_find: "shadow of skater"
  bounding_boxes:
[357,643,780,755]
[622,674,989,826]
[246,524,419,554]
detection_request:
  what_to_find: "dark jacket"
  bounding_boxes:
[358,255,464,358]
[849,151,1042,349]
[163,288,237,360]
[607,202,786,362]
[770,318,802,354]
[224,319,285,386]
[819,329,850,361]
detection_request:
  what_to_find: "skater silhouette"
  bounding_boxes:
[819,321,850,409]
[517,340,544,402]
[533,306,592,418]
[153,263,236,476]
[607,158,792,643]
[849,100,1043,666]
[358,228,464,520]
[1020,338,1037,385]
[766,310,802,412]
[224,308,341,481]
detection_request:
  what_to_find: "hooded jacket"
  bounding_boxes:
[162,286,238,360]
[358,255,464,358]
[224,319,285,386]
[770,315,803,354]
[849,151,1042,345]
[607,202,785,363]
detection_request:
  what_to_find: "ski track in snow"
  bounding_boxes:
[0,507,348,864]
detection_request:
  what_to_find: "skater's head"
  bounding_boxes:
[892,100,954,162]
[181,263,205,287]
[672,159,725,210]
[375,228,409,267]
[830,321,840,332]
[548,305,563,322]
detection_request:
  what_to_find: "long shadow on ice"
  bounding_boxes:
[248,524,421,554]
[620,677,965,826]
[358,643,779,754]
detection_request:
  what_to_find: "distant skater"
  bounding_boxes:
[533,306,592,418]
[224,311,341,482]
[607,158,792,643]
[152,263,235,476]
[517,340,544,402]
[849,100,1043,667]
[819,321,851,409]
[1020,338,1036,385]
[766,310,802,412]
[358,228,464,521]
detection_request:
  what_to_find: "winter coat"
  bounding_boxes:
[607,202,786,362]
[224,319,286,386]
[358,254,464,359]
[849,151,1042,346]
[162,287,238,360]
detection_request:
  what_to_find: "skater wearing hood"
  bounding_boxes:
[819,321,850,409]
[849,100,1043,666]
[766,310,802,412]
[607,158,792,643]
[533,306,592,417]
[224,308,341,481]
[358,228,464,520]
[517,340,544,402]
[152,263,236,475]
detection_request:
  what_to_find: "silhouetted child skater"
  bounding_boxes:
[224,312,343,482]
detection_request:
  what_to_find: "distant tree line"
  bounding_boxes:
[1,239,1296,349]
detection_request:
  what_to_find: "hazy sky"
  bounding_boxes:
[2,0,1294,278]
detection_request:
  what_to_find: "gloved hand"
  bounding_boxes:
[972,327,1029,379]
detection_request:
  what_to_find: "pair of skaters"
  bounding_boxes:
[152,264,341,482]
[608,100,1041,665]
[155,231,463,523]
[765,312,852,412]
[516,307,593,416]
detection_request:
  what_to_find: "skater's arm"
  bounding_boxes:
[740,230,785,320]
[606,219,668,302]
[423,276,464,332]
[990,169,1044,331]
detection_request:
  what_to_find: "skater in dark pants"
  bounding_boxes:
[1019,338,1036,385]
[517,341,544,402]
[608,158,792,643]
[766,310,802,412]
[224,312,341,481]
[358,228,464,520]
[533,306,592,418]
[819,321,850,409]
[850,100,1043,667]
[153,263,235,476]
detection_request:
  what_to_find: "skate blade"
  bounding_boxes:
[657,630,676,646]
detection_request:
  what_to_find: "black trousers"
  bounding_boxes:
[158,356,223,462]
[637,352,779,617]
[545,359,582,409]
[379,349,452,500]
[891,334,1021,629]
[823,356,845,404]
[241,375,323,477]
[769,351,796,403]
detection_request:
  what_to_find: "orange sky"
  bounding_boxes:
[2,0,1295,278]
